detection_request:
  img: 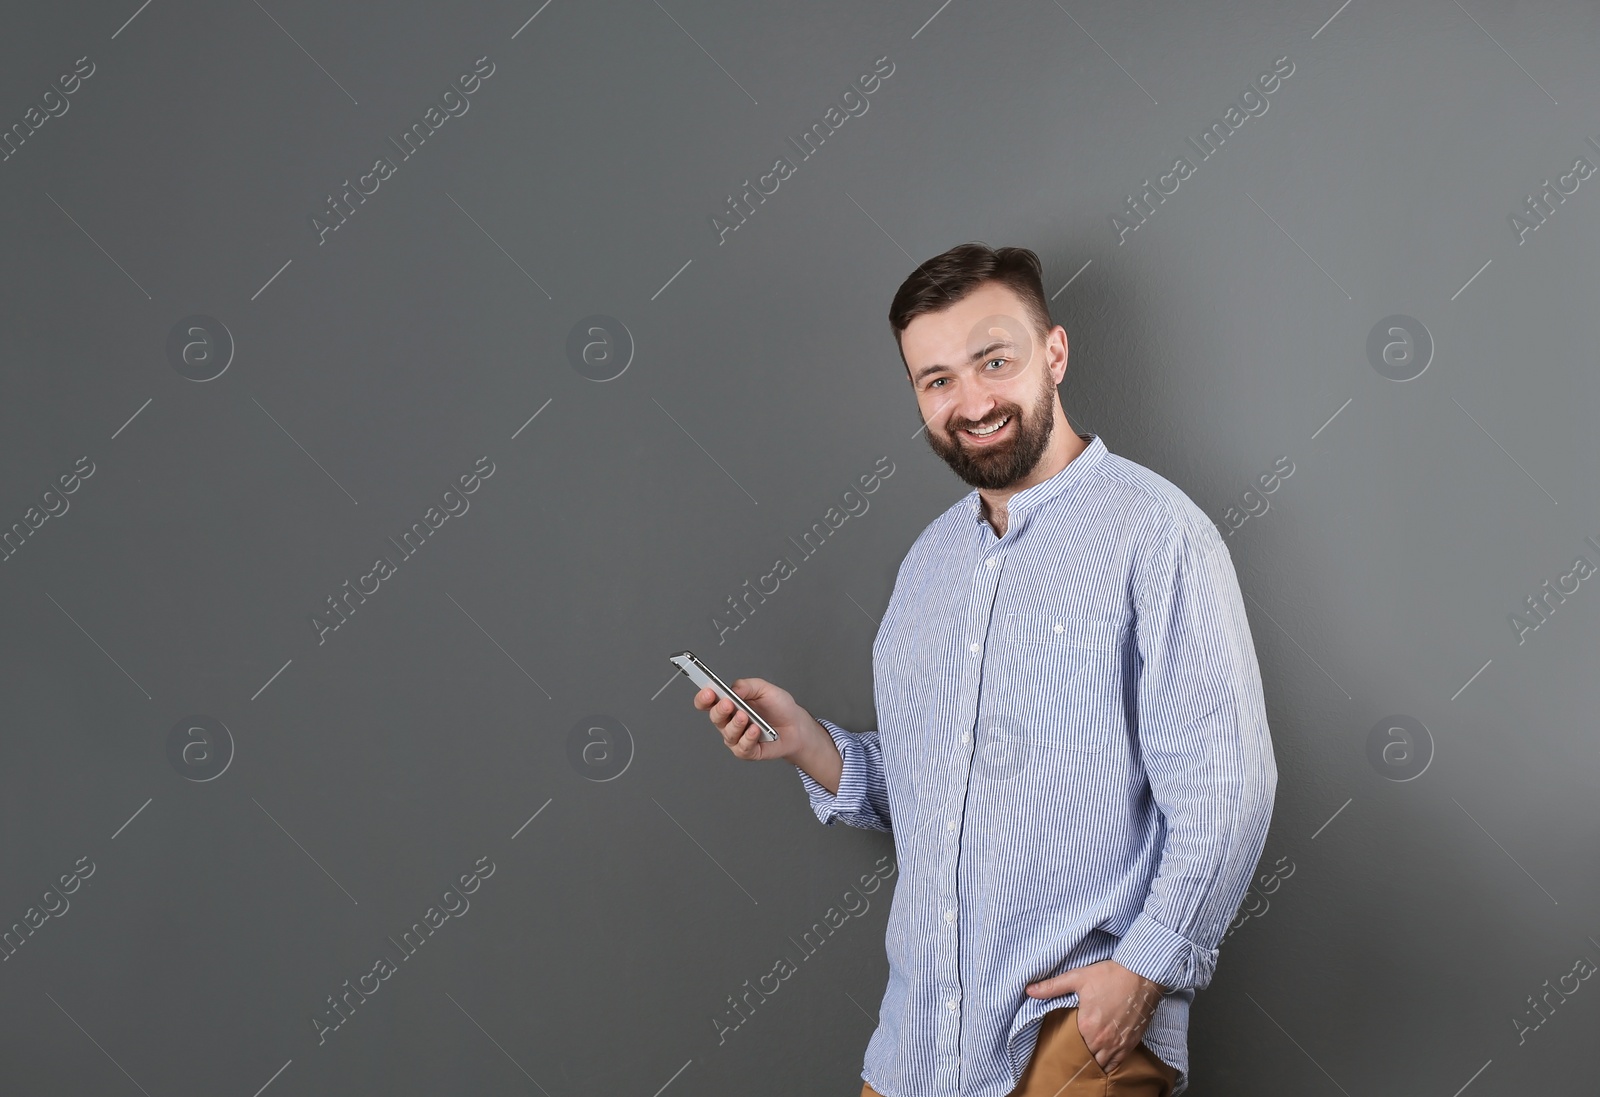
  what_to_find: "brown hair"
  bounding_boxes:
[887,242,1053,372]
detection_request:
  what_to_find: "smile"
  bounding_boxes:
[964,415,1011,440]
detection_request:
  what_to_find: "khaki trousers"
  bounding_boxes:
[859,1007,1180,1097]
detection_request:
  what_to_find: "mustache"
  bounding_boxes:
[949,409,1019,431]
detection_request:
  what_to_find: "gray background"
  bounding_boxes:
[1,0,1596,1093]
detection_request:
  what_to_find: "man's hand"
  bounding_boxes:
[691,677,810,762]
[689,676,847,795]
[1025,960,1167,1072]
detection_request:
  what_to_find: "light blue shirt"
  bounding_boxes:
[798,433,1277,1097]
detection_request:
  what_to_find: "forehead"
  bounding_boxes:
[900,281,1038,370]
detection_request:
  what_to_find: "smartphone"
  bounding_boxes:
[669,650,779,742]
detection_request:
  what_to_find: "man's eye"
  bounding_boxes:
[986,358,1006,370]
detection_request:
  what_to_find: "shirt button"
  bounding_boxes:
[947,998,958,1011]
[946,819,956,830]
[944,909,956,923]
[960,732,969,743]
[985,556,998,568]
[1054,622,1064,633]
[969,642,981,655]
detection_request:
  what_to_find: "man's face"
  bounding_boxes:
[900,281,1065,491]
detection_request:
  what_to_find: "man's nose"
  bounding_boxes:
[953,398,1000,427]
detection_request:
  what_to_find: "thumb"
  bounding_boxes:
[730,677,762,696]
[731,677,775,705]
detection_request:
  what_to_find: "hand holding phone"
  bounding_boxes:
[670,650,779,742]
[675,652,845,792]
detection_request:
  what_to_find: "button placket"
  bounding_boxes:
[936,538,1006,1072]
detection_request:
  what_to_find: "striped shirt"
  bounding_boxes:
[797,433,1277,1097]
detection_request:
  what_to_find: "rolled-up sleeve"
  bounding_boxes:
[795,718,892,832]
[1111,511,1278,992]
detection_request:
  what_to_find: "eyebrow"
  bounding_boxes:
[910,339,1016,384]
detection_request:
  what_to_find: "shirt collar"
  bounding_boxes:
[968,433,1107,524]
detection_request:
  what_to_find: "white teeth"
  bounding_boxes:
[968,416,1009,436]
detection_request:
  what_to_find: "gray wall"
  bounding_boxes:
[2,0,1596,1093]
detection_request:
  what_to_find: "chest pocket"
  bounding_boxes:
[986,611,1125,753]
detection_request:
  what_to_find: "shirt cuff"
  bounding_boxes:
[1110,910,1219,991]
[796,718,869,826]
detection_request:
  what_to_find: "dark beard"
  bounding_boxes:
[922,370,1058,490]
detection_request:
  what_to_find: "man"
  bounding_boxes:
[692,242,1277,1096]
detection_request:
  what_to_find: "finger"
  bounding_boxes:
[712,704,739,739]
